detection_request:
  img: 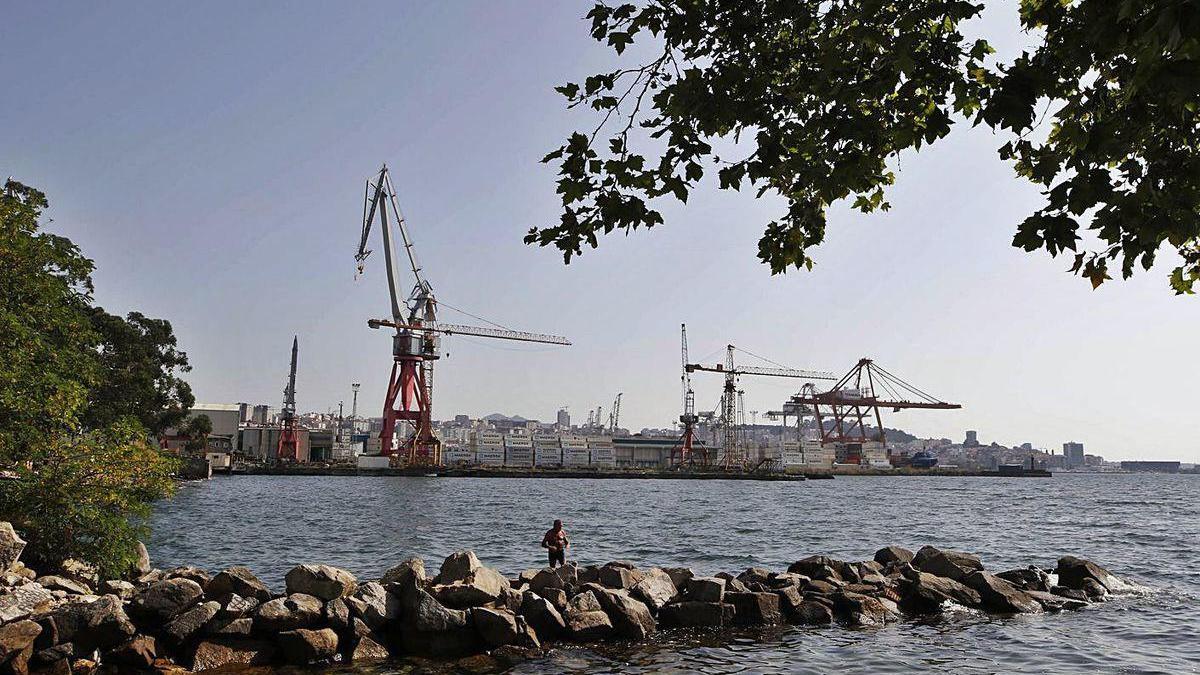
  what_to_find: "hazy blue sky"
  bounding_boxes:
[3,2,1196,461]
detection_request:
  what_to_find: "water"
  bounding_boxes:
[149,474,1200,673]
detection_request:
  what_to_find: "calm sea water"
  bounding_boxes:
[149,474,1200,674]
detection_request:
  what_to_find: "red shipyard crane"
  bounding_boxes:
[684,341,838,469]
[355,165,570,466]
[276,335,300,462]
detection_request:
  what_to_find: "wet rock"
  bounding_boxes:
[206,566,273,602]
[804,579,839,595]
[630,568,677,612]
[900,571,982,613]
[278,627,339,665]
[736,567,773,587]
[1080,577,1108,600]
[996,566,1051,592]
[773,584,804,620]
[253,593,323,632]
[97,579,135,600]
[726,591,782,626]
[162,600,219,647]
[1050,585,1088,602]
[380,557,426,586]
[0,523,27,573]
[793,599,834,625]
[285,564,357,601]
[1055,556,1117,592]
[129,578,204,623]
[49,595,136,652]
[0,584,56,623]
[788,555,857,583]
[188,638,276,670]
[1026,589,1088,611]
[912,547,984,582]
[519,593,565,640]
[657,601,733,628]
[964,572,1041,614]
[36,577,90,596]
[685,577,725,603]
[470,607,539,649]
[104,634,158,669]
[715,573,751,593]
[831,591,891,627]
[564,609,612,641]
[584,585,655,640]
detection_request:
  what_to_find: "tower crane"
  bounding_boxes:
[670,324,703,467]
[276,336,300,462]
[355,165,570,465]
[687,344,837,469]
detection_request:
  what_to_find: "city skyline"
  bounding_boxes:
[4,2,1197,462]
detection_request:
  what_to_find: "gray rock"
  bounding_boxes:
[253,593,323,632]
[736,567,773,586]
[163,600,220,647]
[207,566,273,602]
[805,578,839,594]
[97,579,135,600]
[996,567,1051,592]
[565,609,613,641]
[56,560,99,588]
[0,584,56,623]
[793,599,834,625]
[913,546,984,582]
[36,576,90,596]
[0,523,27,573]
[536,586,568,611]
[964,571,1041,614]
[663,567,695,588]
[326,597,351,633]
[1027,589,1088,611]
[598,565,643,590]
[658,601,734,628]
[278,627,339,665]
[435,550,484,584]
[214,592,259,619]
[205,616,253,636]
[380,557,426,586]
[773,584,804,620]
[900,570,982,613]
[188,638,276,670]
[1081,577,1108,600]
[726,591,783,626]
[1050,585,1088,602]
[518,593,565,640]
[163,565,211,587]
[285,564,357,601]
[1055,556,1117,591]
[49,595,136,652]
[585,585,655,640]
[567,589,603,614]
[631,568,677,612]
[470,607,539,649]
[831,591,890,627]
[400,586,480,657]
[874,546,914,566]
[130,577,204,623]
[346,581,398,629]
[432,565,510,609]
[685,576,726,603]
[789,555,859,583]
[134,542,152,577]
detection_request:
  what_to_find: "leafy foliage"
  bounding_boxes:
[530,0,1200,292]
[0,421,178,578]
[182,414,212,452]
[82,308,194,436]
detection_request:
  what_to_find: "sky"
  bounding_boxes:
[3,2,1196,462]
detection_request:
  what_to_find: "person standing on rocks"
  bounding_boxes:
[541,519,570,568]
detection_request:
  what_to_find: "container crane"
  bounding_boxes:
[687,344,837,469]
[276,336,300,462]
[355,165,570,465]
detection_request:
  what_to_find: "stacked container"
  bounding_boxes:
[504,432,534,467]
[533,434,562,467]
[561,435,590,467]
[588,436,616,468]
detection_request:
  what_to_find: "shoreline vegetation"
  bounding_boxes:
[0,522,1124,673]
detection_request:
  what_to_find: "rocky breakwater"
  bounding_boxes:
[0,522,1128,674]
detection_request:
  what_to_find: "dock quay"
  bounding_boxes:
[235,465,823,481]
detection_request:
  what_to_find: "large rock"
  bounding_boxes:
[433,567,510,609]
[900,571,982,613]
[630,568,677,612]
[163,565,212,587]
[793,600,834,625]
[831,591,891,627]
[205,616,253,637]
[0,621,41,663]
[97,579,136,601]
[188,638,276,670]
[129,578,204,623]
[789,555,859,583]
[470,607,540,649]
[133,542,152,577]
[49,595,136,652]
[37,576,91,596]
[400,586,480,657]
[253,593,323,632]
[1026,589,1089,612]
[346,581,397,629]
[773,584,804,620]
[380,557,426,586]
[278,627,339,665]
[56,560,98,589]
[162,600,220,648]
[1055,556,1117,591]
[565,609,613,641]
[725,591,782,626]
[657,601,734,628]
[874,546,915,566]
[435,550,484,584]
[350,634,390,662]
[104,634,158,670]
[585,585,655,640]
[685,576,725,603]
[0,523,27,573]
[964,572,1041,614]
[663,567,695,588]
[518,593,565,640]
[214,592,259,619]
[206,567,273,602]
[996,567,1051,592]
[913,546,984,582]
[0,584,56,623]
[285,564,357,601]
[597,565,643,590]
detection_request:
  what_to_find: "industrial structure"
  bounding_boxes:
[670,324,702,467]
[276,336,301,462]
[354,164,570,466]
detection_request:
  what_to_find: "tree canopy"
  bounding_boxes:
[527,0,1200,293]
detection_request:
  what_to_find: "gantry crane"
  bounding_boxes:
[670,324,703,467]
[790,358,960,446]
[355,165,570,465]
[687,345,837,469]
[276,336,300,462]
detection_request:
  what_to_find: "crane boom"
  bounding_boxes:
[686,363,837,381]
[367,318,570,345]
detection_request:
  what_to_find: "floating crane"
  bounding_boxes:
[355,165,570,465]
[791,358,960,445]
[276,335,300,462]
[687,345,837,469]
[670,324,703,467]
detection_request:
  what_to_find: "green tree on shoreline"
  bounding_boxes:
[528,0,1200,293]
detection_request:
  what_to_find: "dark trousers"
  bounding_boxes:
[548,548,565,568]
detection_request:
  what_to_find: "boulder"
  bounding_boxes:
[133,542,152,577]
[874,546,914,566]
[996,567,1051,592]
[325,597,351,633]
[585,585,655,640]
[598,565,643,590]
[536,586,567,612]
[564,610,612,641]
[0,621,41,663]
[400,586,480,657]
[253,593,323,632]
[37,577,91,596]
[793,600,834,625]
[1055,556,1117,592]
[278,627,339,665]
[658,601,734,628]
[805,579,839,595]
[380,557,426,586]
[104,635,158,670]
[773,584,804,620]
[1080,577,1108,600]
[162,600,219,647]
[1050,585,1088,602]
[56,560,99,589]
[726,591,782,626]
[900,571,982,613]
[715,573,751,593]
[663,567,695,589]
[912,546,984,582]
[350,634,390,661]
[163,566,211,587]
[214,592,258,619]
[188,638,275,670]
[284,564,357,601]
[206,567,273,602]
[204,617,253,636]
[528,568,564,594]
[788,555,856,582]
[433,566,510,609]
[346,581,399,629]
[49,595,136,652]
[0,584,56,623]
[435,550,484,584]
[97,580,135,600]
[831,591,891,627]
[518,593,565,640]
[470,607,540,649]
[1026,589,1088,612]
[129,578,204,623]
[630,568,677,612]
[567,590,603,614]
[685,576,725,603]
[0,524,27,573]
[964,572,1041,614]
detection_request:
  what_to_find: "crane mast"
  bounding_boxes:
[277,336,301,462]
[670,324,703,467]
